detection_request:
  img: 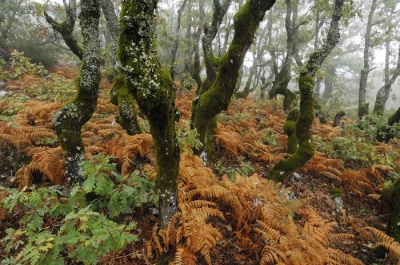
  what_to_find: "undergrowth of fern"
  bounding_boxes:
[0,61,400,264]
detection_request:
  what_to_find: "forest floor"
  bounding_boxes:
[0,66,399,264]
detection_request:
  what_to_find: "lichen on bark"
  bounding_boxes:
[118,0,179,229]
[52,0,101,184]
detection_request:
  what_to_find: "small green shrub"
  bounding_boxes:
[9,50,48,79]
[0,154,158,265]
[216,161,255,181]
[179,72,197,92]
[176,121,203,156]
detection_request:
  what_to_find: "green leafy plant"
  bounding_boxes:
[216,161,255,181]
[0,153,159,265]
[176,121,203,156]
[9,50,48,79]
[315,135,398,169]
[258,128,280,147]
[179,72,197,92]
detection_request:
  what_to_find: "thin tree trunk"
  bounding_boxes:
[373,4,399,116]
[358,0,377,119]
[52,0,101,184]
[170,0,188,79]
[268,0,344,182]
[268,0,296,112]
[323,66,336,99]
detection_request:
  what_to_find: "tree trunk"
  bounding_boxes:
[373,43,400,116]
[322,66,336,100]
[268,0,296,112]
[100,0,142,135]
[118,0,180,229]
[358,0,377,119]
[376,107,400,143]
[52,0,101,184]
[267,0,344,182]
[193,0,277,151]
[190,0,232,154]
[169,0,188,80]
[381,177,400,242]
[100,0,119,65]
[43,0,83,60]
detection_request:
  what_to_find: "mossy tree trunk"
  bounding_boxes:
[52,0,101,184]
[190,0,232,154]
[267,0,344,182]
[358,0,377,119]
[376,107,400,142]
[284,109,299,154]
[110,75,143,135]
[43,0,83,60]
[381,178,400,242]
[118,0,180,229]
[193,0,277,152]
[100,0,142,135]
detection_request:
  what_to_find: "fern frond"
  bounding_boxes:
[367,226,395,244]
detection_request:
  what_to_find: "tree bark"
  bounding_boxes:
[268,0,344,182]
[193,0,277,152]
[358,0,377,119]
[118,0,180,229]
[52,0,101,184]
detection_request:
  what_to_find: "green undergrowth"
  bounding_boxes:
[0,154,157,265]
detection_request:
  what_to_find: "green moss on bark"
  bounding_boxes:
[381,178,400,242]
[284,109,299,154]
[52,0,101,184]
[193,0,276,151]
[358,103,369,119]
[110,74,142,135]
[377,107,400,142]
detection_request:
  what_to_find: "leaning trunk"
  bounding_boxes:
[52,0,101,184]
[118,0,180,229]
[373,43,400,116]
[193,0,277,151]
[268,0,344,182]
